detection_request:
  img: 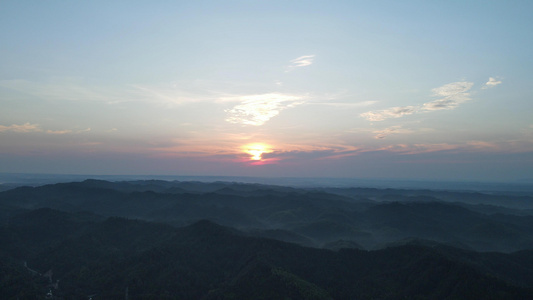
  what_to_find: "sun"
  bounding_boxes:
[242,143,272,161]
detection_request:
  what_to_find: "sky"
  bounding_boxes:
[1,1,532,182]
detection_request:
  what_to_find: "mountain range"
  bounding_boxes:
[1,179,533,299]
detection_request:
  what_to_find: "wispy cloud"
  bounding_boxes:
[422,81,473,111]
[261,143,362,161]
[360,106,417,121]
[0,123,41,133]
[374,143,460,155]
[0,79,218,106]
[286,55,315,72]
[0,79,130,104]
[466,140,499,150]
[46,130,73,135]
[373,125,413,139]
[0,123,91,135]
[143,130,533,166]
[360,81,474,121]
[255,139,533,162]
[482,77,502,89]
[371,140,530,155]
[224,93,305,126]
[45,128,91,135]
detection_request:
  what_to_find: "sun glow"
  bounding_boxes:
[243,143,272,161]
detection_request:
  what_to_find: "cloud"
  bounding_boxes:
[0,79,219,106]
[421,98,460,111]
[431,81,473,98]
[0,79,131,104]
[46,130,73,135]
[0,123,91,135]
[466,140,499,150]
[482,77,502,89]
[286,55,315,72]
[261,143,362,161]
[360,106,417,121]
[422,81,473,111]
[374,143,460,155]
[373,126,413,139]
[0,123,41,133]
[360,81,474,121]
[371,140,525,155]
[45,128,90,135]
[224,93,305,126]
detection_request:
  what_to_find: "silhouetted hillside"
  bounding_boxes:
[2,179,533,298]
[1,214,533,299]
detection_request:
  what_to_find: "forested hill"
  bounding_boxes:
[1,210,533,299]
[1,179,533,299]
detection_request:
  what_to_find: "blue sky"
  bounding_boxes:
[1,1,532,182]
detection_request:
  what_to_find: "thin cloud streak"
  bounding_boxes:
[373,125,413,139]
[360,81,474,121]
[46,130,73,135]
[360,106,417,121]
[0,123,41,133]
[151,139,363,162]
[254,140,532,162]
[0,79,219,106]
[0,123,91,135]
[0,79,131,104]
[285,55,315,72]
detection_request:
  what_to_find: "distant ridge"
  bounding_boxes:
[2,172,533,193]
[1,179,533,252]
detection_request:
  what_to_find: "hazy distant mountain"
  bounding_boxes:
[1,179,532,252]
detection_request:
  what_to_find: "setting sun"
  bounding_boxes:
[243,143,272,161]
